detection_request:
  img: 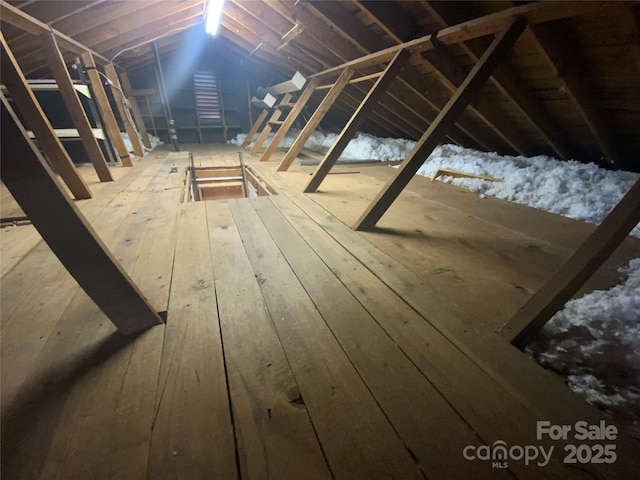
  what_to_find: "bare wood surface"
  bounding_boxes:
[104,63,144,157]
[241,109,269,149]
[259,78,320,162]
[500,177,640,347]
[304,49,411,193]
[120,72,152,149]
[230,198,424,479]
[148,203,237,479]
[250,93,292,156]
[207,201,331,479]
[81,52,133,166]
[354,19,525,230]
[1,95,161,334]
[1,33,92,200]
[40,31,113,182]
[278,68,354,172]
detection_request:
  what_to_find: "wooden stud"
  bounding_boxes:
[241,109,269,149]
[40,31,113,183]
[278,69,354,172]
[304,49,411,193]
[259,78,320,162]
[500,177,640,348]
[120,72,152,149]
[0,32,92,200]
[249,93,292,157]
[354,18,525,231]
[81,52,133,167]
[104,64,144,157]
[0,95,162,334]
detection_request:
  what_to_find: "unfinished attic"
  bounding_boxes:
[2,0,640,478]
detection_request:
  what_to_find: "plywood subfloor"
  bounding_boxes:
[2,144,639,479]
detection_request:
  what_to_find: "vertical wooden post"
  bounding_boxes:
[1,95,162,334]
[353,19,525,231]
[104,63,144,157]
[304,49,411,193]
[40,31,113,182]
[81,52,133,167]
[249,93,292,157]
[259,78,320,162]
[0,32,92,200]
[278,69,354,172]
[120,71,152,149]
[240,108,269,149]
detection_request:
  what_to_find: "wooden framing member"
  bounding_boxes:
[1,95,162,335]
[499,177,640,348]
[0,0,111,64]
[40,30,113,183]
[278,68,355,172]
[81,52,133,167]
[315,71,382,91]
[310,2,605,80]
[417,1,574,160]
[354,18,526,231]
[0,32,92,200]
[249,93,292,157]
[528,23,625,168]
[353,0,532,157]
[104,63,144,157]
[240,109,269,149]
[120,72,152,149]
[259,78,320,162]
[304,49,411,193]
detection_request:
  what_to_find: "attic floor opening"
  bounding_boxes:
[2,143,640,479]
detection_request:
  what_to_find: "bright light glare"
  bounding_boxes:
[205,0,225,36]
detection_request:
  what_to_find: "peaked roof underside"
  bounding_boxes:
[2,0,640,171]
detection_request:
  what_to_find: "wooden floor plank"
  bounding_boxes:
[148,203,237,480]
[252,196,502,480]
[254,163,640,478]
[0,156,166,416]
[207,200,332,480]
[2,153,174,479]
[229,198,424,480]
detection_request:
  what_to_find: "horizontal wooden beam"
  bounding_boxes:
[310,1,606,79]
[0,0,111,64]
[500,176,640,348]
[1,95,163,335]
[354,18,525,231]
[316,71,383,90]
